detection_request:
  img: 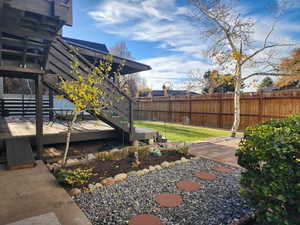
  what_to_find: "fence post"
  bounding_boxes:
[218,94,223,128]
[151,97,154,121]
[258,92,263,123]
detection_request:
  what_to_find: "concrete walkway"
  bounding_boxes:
[0,161,91,225]
[189,135,242,167]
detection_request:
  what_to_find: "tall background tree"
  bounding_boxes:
[188,0,298,136]
[3,78,35,95]
[275,48,300,89]
[186,70,235,94]
[109,42,149,97]
[257,77,274,91]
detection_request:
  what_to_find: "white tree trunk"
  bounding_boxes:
[231,66,242,137]
[61,111,79,167]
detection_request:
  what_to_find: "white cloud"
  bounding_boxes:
[89,1,143,24]
[88,0,300,91]
[139,55,213,89]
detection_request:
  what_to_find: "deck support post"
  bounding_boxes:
[129,100,133,135]
[49,88,54,121]
[35,74,43,159]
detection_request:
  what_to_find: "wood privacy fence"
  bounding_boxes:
[134,90,300,130]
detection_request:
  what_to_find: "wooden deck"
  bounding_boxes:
[0,118,158,148]
[0,118,117,146]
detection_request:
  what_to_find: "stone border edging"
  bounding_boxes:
[69,156,193,196]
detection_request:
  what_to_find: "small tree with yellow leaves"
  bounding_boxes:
[58,56,124,167]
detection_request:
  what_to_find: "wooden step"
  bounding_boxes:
[5,137,35,170]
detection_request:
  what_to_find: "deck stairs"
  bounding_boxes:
[44,36,140,141]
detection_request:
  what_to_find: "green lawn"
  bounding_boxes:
[134,120,231,142]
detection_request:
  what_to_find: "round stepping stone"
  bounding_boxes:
[129,214,162,225]
[212,166,232,173]
[195,172,216,181]
[155,193,183,208]
[176,180,201,192]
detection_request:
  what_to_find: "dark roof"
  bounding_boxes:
[62,37,109,53]
[140,90,200,97]
[61,36,151,74]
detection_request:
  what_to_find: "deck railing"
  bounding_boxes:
[0,97,50,117]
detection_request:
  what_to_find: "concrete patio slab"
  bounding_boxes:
[0,161,91,225]
[6,212,61,225]
[189,136,242,167]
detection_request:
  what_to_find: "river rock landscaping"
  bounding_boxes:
[73,158,252,225]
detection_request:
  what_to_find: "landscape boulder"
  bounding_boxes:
[95,183,103,188]
[114,173,128,182]
[70,188,81,196]
[161,161,170,167]
[101,177,115,185]
[154,165,162,170]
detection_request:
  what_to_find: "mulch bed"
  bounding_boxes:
[65,150,192,189]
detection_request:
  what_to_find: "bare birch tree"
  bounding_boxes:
[188,0,300,136]
[109,42,149,96]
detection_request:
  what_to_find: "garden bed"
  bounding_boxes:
[64,149,192,190]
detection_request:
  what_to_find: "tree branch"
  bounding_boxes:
[241,43,294,65]
[243,72,300,81]
[190,0,238,52]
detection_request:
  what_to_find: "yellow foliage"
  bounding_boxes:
[55,95,64,100]
[231,51,242,60]
[275,76,300,88]
[58,56,123,115]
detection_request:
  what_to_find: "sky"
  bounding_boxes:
[63,0,300,91]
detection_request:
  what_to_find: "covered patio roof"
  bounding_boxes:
[62,37,152,75]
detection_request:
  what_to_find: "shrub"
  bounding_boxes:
[236,115,300,225]
[56,168,92,187]
[136,147,150,160]
[176,145,189,156]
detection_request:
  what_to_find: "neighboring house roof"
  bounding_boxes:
[62,37,109,53]
[261,87,279,92]
[139,90,200,97]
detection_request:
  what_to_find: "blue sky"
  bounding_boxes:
[64,0,300,90]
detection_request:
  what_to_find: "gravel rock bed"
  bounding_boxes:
[74,158,252,225]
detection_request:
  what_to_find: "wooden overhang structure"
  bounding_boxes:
[0,0,155,168]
